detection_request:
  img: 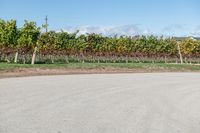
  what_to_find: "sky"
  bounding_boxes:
[0,0,200,36]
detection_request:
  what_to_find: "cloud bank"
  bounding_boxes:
[191,26,200,36]
[63,25,150,36]
[162,24,185,33]
[59,24,200,37]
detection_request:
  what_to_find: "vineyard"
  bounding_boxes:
[1,19,200,64]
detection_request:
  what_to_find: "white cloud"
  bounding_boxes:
[190,26,200,36]
[161,24,187,36]
[57,24,200,37]
[62,25,150,36]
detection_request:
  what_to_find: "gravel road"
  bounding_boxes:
[0,73,200,133]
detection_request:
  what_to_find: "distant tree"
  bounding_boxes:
[180,38,200,63]
[0,19,18,62]
[0,19,6,56]
[17,20,40,64]
[38,31,57,55]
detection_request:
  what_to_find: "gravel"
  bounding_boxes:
[0,73,200,133]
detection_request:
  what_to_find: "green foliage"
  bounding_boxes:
[17,20,40,50]
[180,38,200,56]
[0,18,200,64]
[37,31,57,54]
[0,19,18,52]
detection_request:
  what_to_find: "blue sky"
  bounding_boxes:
[1,0,200,36]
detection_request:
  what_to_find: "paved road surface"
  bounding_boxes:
[0,73,200,133]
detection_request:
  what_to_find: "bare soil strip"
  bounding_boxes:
[0,67,192,79]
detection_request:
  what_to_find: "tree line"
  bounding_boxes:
[0,19,200,64]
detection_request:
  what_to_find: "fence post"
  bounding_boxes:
[177,42,183,64]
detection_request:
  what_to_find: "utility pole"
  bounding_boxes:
[45,15,48,33]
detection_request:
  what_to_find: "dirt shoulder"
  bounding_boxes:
[0,67,195,79]
[0,68,175,78]
[1,62,200,79]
